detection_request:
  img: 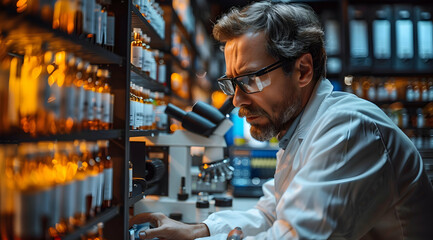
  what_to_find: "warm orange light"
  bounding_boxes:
[211,91,228,109]
[171,72,183,90]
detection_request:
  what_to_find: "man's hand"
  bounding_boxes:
[129,212,210,240]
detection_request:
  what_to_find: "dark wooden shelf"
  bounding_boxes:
[0,129,124,144]
[62,207,119,240]
[130,64,168,92]
[129,129,160,137]
[131,3,168,51]
[0,8,123,65]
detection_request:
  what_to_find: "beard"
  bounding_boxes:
[238,96,302,141]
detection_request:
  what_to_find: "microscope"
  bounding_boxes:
[130,98,235,223]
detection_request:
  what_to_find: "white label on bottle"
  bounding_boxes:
[407,88,414,101]
[50,185,61,226]
[75,178,88,214]
[104,168,113,201]
[131,46,142,68]
[130,100,135,127]
[95,4,102,44]
[106,16,115,46]
[325,20,340,55]
[95,91,102,121]
[97,172,104,207]
[102,10,107,45]
[158,64,166,83]
[88,174,99,208]
[135,101,144,128]
[102,92,111,123]
[129,168,133,194]
[396,19,414,59]
[14,191,41,237]
[50,82,61,119]
[350,20,369,58]
[373,20,391,59]
[85,89,95,120]
[85,0,95,34]
[76,85,85,121]
[61,181,77,219]
[418,21,433,59]
[65,85,76,118]
[144,103,153,127]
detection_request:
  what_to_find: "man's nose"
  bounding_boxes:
[232,86,251,108]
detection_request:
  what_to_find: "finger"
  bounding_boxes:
[129,212,156,227]
[129,212,166,228]
[138,227,162,240]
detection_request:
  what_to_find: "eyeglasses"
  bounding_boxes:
[217,60,284,96]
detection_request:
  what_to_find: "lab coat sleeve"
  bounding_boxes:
[209,111,398,239]
[203,179,277,237]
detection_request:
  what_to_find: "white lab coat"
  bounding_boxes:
[202,79,433,239]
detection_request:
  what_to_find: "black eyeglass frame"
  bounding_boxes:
[217,60,285,95]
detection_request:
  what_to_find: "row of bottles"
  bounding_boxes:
[132,0,165,39]
[0,46,115,137]
[0,140,113,240]
[3,0,117,51]
[130,28,166,84]
[346,76,433,102]
[129,84,167,131]
[407,129,433,150]
[383,103,433,129]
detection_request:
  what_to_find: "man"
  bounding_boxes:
[130,1,433,239]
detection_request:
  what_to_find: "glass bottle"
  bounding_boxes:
[102,141,113,210]
[59,54,77,134]
[100,70,111,130]
[131,28,143,69]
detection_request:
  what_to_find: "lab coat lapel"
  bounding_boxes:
[274,79,334,203]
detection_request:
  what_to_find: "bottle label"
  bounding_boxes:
[104,168,113,201]
[64,85,76,119]
[76,85,85,121]
[88,174,99,208]
[106,16,115,46]
[101,11,107,45]
[396,19,414,59]
[95,91,102,121]
[129,168,133,194]
[51,185,62,226]
[130,100,135,127]
[47,82,61,119]
[85,0,95,34]
[97,172,104,207]
[418,21,433,59]
[158,64,166,83]
[62,181,77,219]
[131,46,143,68]
[135,101,144,128]
[95,4,102,44]
[85,89,95,120]
[102,92,111,123]
[144,103,153,127]
[75,178,88,214]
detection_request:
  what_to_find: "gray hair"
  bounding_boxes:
[213,1,326,81]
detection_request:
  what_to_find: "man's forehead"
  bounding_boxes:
[224,32,265,53]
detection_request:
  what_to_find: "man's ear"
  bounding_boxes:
[296,53,313,88]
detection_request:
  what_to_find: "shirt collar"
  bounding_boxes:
[278,110,304,150]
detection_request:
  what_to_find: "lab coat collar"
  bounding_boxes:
[296,78,334,141]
